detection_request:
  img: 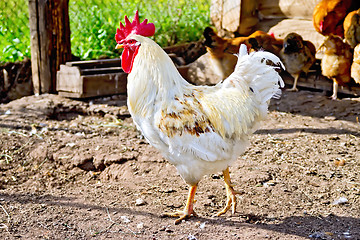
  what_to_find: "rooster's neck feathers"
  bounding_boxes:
[126,35,191,116]
[130,35,189,90]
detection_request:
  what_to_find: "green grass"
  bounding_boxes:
[0,0,30,63]
[0,0,210,62]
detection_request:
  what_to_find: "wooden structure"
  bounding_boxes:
[28,0,71,94]
[210,0,360,97]
[211,0,325,50]
[57,59,127,98]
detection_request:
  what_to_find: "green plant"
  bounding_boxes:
[0,0,30,63]
[0,0,210,62]
[70,0,210,60]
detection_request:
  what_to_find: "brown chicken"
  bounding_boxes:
[245,32,283,56]
[344,9,360,48]
[203,27,283,79]
[280,33,316,92]
[313,0,352,37]
[351,43,360,84]
[320,34,353,99]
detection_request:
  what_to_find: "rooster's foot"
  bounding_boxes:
[286,87,298,92]
[216,187,241,216]
[163,184,198,224]
[216,167,243,216]
[163,209,198,224]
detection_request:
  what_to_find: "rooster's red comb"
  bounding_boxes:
[115,10,155,43]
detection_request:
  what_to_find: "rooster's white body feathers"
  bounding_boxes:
[127,35,284,185]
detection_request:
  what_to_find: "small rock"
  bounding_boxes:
[136,222,144,229]
[135,198,146,206]
[263,180,276,187]
[324,116,336,121]
[120,215,131,223]
[66,142,76,147]
[187,234,197,240]
[309,232,324,238]
[343,231,352,239]
[164,189,176,193]
[334,159,346,166]
[332,197,348,205]
[199,222,206,229]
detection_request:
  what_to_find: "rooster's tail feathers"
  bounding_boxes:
[228,44,285,103]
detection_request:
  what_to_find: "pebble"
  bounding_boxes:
[334,159,346,166]
[199,222,206,229]
[120,215,131,223]
[187,234,197,240]
[332,197,348,205]
[137,222,144,229]
[135,198,146,206]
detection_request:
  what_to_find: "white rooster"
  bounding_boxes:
[115,11,284,224]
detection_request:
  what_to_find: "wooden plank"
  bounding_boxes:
[49,0,72,92]
[81,73,128,98]
[38,0,52,93]
[283,73,360,97]
[259,0,320,20]
[28,0,41,95]
[238,0,258,35]
[210,0,224,35]
[57,67,128,98]
[80,67,123,75]
[56,65,82,93]
[222,0,241,33]
[66,59,121,68]
[28,0,71,94]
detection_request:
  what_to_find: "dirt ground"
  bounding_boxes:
[0,89,359,240]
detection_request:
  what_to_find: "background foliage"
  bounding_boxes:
[0,0,210,63]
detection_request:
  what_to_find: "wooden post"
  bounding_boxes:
[28,0,71,94]
[210,0,258,36]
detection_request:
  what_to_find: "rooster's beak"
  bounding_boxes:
[115,44,123,49]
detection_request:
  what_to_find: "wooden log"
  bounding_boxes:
[28,0,71,94]
[37,0,52,93]
[28,0,41,94]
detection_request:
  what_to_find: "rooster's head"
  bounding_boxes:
[115,11,155,73]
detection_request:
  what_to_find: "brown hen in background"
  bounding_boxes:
[320,34,353,99]
[313,0,352,37]
[280,33,316,92]
[344,8,360,48]
[351,44,360,84]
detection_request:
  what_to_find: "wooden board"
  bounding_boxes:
[28,0,71,94]
[283,72,360,97]
[56,58,127,98]
[56,57,189,99]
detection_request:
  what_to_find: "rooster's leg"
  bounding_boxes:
[164,184,198,224]
[287,73,300,92]
[217,167,240,216]
[331,81,338,100]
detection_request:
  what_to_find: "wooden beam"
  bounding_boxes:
[28,0,41,94]
[28,0,71,94]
